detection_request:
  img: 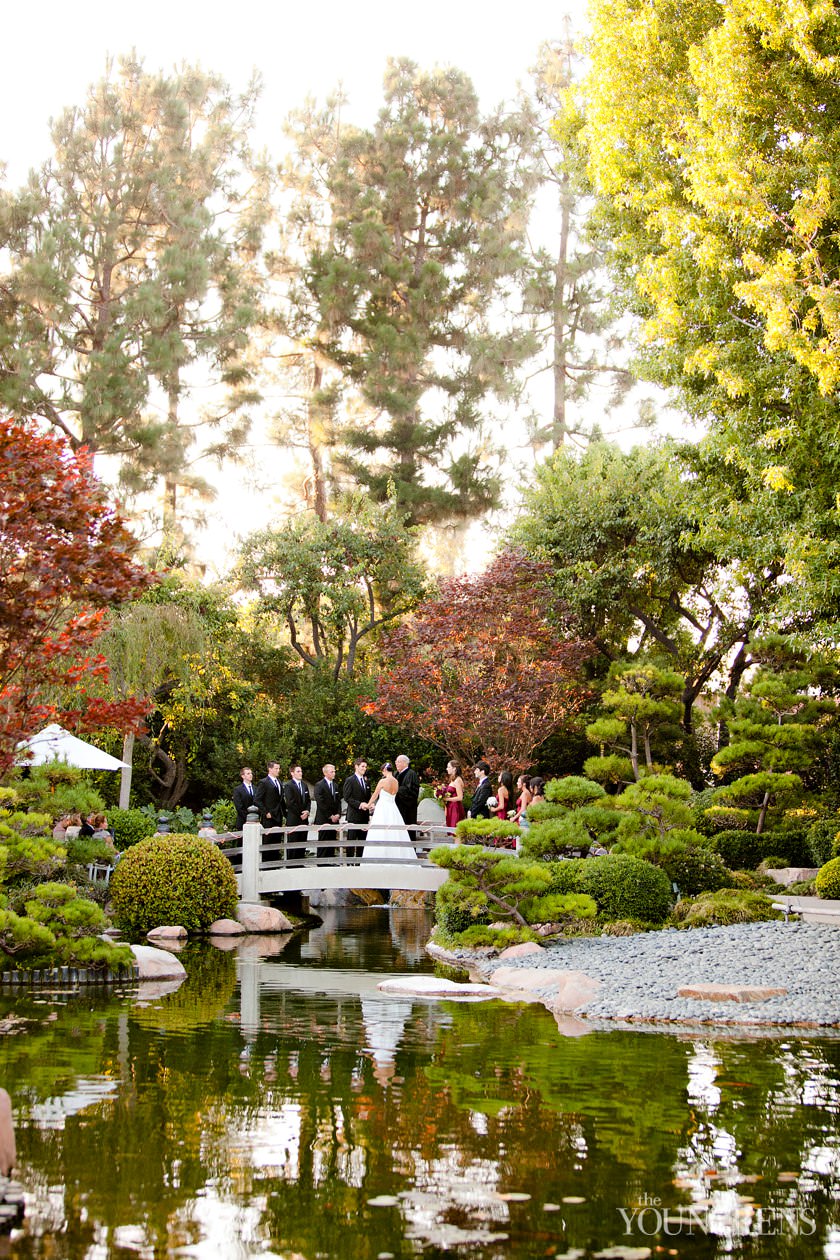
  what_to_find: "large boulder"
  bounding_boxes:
[490,966,601,1011]
[236,902,294,933]
[130,944,187,980]
[208,918,247,936]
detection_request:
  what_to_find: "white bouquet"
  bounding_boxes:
[486,796,498,810]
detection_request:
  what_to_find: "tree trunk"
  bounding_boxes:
[756,790,770,835]
[630,721,640,780]
[118,731,135,809]
[551,175,572,450]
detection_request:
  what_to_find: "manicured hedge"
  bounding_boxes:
[110,834,238,939]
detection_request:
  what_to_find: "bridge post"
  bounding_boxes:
[241,806,262,902]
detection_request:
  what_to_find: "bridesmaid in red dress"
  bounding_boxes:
[444,760,466,831]
[514,774,532,823]
[496,770,514,820]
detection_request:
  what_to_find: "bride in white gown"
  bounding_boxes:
[362,763,419,862]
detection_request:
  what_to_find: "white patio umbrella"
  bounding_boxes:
[16,723,129,771]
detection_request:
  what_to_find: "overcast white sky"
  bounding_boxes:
[5,0,588,181]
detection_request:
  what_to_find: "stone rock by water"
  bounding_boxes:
[0,1089,15,1176]
[378,975,499,1000]
[677,983,788,1003]
[146,925,187,941]
[491,966,601,1011]
[498,942,543,960]
[130,944,187,980]
[388,889,434,909]
[236,902,294,933]
[766,868,819,887]
[305,888,386,908]
[208,918,247,936]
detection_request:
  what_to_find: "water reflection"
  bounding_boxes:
[0,909,838,1257]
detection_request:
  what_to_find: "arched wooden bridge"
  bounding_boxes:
[227,813,455,899]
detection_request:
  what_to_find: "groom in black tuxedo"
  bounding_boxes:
[342,757,370,861]
[232,766,256,830]
[314,763,341,859]
[395,754,420,828]
[468,761,493,820]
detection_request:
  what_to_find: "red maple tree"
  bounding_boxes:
[363,551,593,773]
[0,417,154,775]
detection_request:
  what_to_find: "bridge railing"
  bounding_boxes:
[224,808,458,899]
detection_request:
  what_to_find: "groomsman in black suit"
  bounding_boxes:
[313,763,341,859]
[283,763,311,862]
[468,761,493,820]
[233,766,256,830]
[342,757,370,861]
[254,761,285,830]
[394,754,420,828]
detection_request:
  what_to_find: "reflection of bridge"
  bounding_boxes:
[228,813,454,899]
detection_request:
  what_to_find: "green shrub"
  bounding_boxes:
[672,889,783,928]
[109,808,156,851]
[763,828,810,867]
[579,855,673,924]
[727,869,777,890]
[807,816,840,867]
[456,925,539,948]
[433,879,490,936]
[815,857,840,900]
[662,845,732,896]
[454,818,521,848]
[12,766,105,820]
[545,859,588,895]
[109,834,238,938]
[602,919,658,936]
[524,800,566,824]
[210,798,238,832]
[703,805,752,832]
[65,835,116,868]
[711,830,765,870]
[544,776,607,808]
[758,855,788,871]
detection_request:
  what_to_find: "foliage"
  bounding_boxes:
[364,550,592,772]
[65,835,116,868]
[239,499,427,679]
[815,857,840,901]
[612,774,695,841]
[660,844,732,897]
[524,800,566,823]
[0,416,153,775]
[430,844,597,929]
[544,775,607,808]
[454,819,523,848]
[672,891,783,929]
[107,809,156,851]
[288,58,536,525]
[711,643,835,833]
[578,854,673,923]
[110,834,238,939]
[210,799,238,833]
[521,807,620,861]
[1,57,267,543]
[710,830,767,871]
[0,810,64,883]
[455,924,540,949]
[582,0,840,628]
[433,878,491,936]
[11,766,105,820]
[807,815,840,866]
[586,661,684,781]
[511,441,764,733]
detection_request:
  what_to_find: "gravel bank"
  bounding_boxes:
[434,921,840,1027]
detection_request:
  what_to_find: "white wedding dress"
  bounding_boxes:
[362,788,418,862]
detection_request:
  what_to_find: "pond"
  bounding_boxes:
[1,907,839,1258]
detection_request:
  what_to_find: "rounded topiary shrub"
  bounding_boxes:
[662,845,731,897]
[815,856,840,900]
[109,807,157,851]
[109,834,238,939]
[579,855,673,924]
[807,816,840,867]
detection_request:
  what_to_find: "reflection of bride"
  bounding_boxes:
[362,763,418,862]
[360,996,413,1086]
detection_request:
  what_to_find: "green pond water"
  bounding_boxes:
[1,907,839,1259]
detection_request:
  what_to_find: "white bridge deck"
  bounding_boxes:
[228,816,455,898]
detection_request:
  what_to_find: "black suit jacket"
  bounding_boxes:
[395,767,420,826]
[254,775,285,827]
[342,773,370,824]
[470,778,493,820]
[233,781,256,829]
[314,777,341,826]
[284,778,311,829]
